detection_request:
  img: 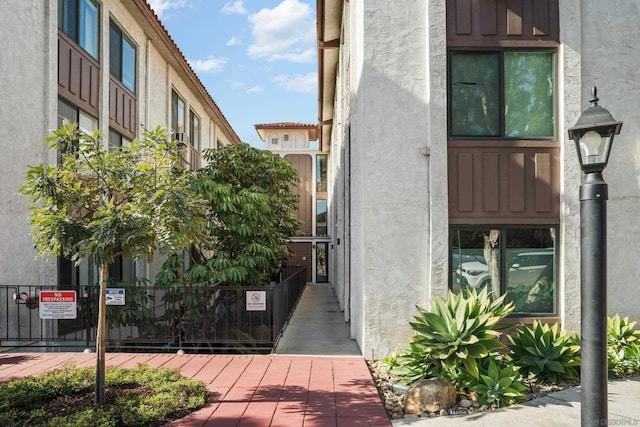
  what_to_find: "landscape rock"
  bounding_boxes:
[404,377,457,414]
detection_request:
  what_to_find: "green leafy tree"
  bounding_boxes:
[20,124,207,404]
[157,142,300,288]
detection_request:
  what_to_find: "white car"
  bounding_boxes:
[456,250,554,290]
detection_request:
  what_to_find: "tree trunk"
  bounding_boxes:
[95,263,108,405]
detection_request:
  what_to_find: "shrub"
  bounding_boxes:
[471,358,527,407]
[390,287,513,387]
[607,314,640,377]
[0,363,207,426]
[507,320,580,384]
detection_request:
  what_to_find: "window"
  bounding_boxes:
[316,154,327,193]
[58,0,99,60]
[108,128,130,151]
[110,21,136,93]
[450,227,557,315]
[271,137,279,145]
[284,134,290,142]
[189,110,200,151]
[59,99,97,132]
[316,199,327,236]
[171,90,185,134]
[449,50,555,138]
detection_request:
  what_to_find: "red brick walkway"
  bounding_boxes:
[0,352,391,426]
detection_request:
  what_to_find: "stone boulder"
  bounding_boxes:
[404,378,457,414]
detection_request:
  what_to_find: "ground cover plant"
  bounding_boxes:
[0,363,207,426]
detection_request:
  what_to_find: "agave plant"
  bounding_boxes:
[607,314,640,377]
[408,287,514,383]
[471,358,527,407]
[507,320,580,384]
[385,343,439,385]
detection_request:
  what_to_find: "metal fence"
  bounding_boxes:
[0,267,306,353]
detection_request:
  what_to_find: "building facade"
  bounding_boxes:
[318,0,640,357]
[0,1,240,294]
[254,122,330,284]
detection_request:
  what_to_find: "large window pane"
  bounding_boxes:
[79,0,98,59]
[109,24,122,80]
[450,52,500,137]
[122,38,136,92]
[451,229,500,295]
[504,228,556,314]
[59,0,78,40]
[316,154,327,193]
[505,52,555,137]
[316,199,327,236]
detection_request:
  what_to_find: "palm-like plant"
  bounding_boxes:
[408,287,514,382]
[471,358,527,407]
[507,320,580,384]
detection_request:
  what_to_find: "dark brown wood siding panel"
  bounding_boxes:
[447,0,559,46]
[448,143,559,224]
[285,154,313,236]
[286,242,313,282]
[58,32,99,117]
[109,79,136,140]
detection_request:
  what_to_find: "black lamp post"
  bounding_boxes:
[568,87,622,427]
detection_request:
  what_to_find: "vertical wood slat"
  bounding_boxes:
[509,153,525,212]
[58,33,99,117]
[506,0,523,35]
[455,0,472,35]
[481,0,497,35]
[457,153,474,212]
[285,154,313,236]
[483,153,499,212]
[532,0,550,35]
[535,153,551,212]
[108,79,136,139]
[446,0,559,45]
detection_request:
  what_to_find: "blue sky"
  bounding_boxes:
[147,0,317,148]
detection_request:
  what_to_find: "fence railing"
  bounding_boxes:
[0,267,306,353]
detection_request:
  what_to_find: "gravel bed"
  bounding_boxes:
[366,360,580,420]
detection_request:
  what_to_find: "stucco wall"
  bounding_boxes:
[578,1,640,323]
[350,0,431,357]
[0,1,57,288]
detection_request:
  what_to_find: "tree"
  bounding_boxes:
[156,143,300,288]
[20,124,207,404]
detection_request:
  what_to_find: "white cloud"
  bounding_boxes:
[147,0,187,20]
[221,1,247,15]
[188,56,227,73]
[248,0,316,63]
[226,36,241,47]
[272,72,317,94]
[230,81,246,89]
[246,86,264,94]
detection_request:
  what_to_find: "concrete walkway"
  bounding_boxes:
[274,283,361,355]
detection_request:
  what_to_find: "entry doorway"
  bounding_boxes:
[316,242,329,283]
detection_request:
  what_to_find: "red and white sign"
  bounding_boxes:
[39,291,77,319]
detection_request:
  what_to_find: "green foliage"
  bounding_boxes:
[507,320,580,384]
[157,143,300,288]
[387,288,513,388]
[470,358,528,407]
[0,364,207,426]
[20,123,208,266]
[607,314,640,377]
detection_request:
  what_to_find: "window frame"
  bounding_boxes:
[58,0,100,60]
[109,20,136,93]
[171,90,186,134]
[447,47,557,141]
[449,225,559,317]
[189,110,200,151]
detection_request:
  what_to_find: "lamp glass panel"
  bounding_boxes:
[579,130,606,165]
